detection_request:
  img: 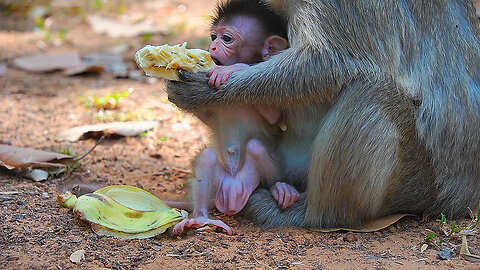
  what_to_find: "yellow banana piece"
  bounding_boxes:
[94,185,170,211]
[135,42,215,81]
[57,191,77,209]
[57,185,186,238]
[91,210,187,240]
[72,193,183,233]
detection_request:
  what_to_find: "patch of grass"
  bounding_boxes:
[78,90,130,110]
[423,206,480,250]
[142,32,153,43]
[57,146,81,170]
[33,12,70,46]
[93,0,103,10]
[158,136,170,142]
[94,110,148,122]
[196,36,210,48]
[424,232,435,242]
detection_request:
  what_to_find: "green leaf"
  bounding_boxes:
[425,232,435,241]
[159,136,170,142]
[441,213,447,223]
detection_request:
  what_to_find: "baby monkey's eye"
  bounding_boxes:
[222,34,233,43]
[210,34,217,41]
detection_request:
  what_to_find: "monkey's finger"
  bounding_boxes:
[220,73,230,85]
[215,74,225,89]
[208,73,219,88]
[283,185,300,209]
[206,66,218,76]
[279,188,290,209]
[269,187,280,202]
[276,186,286,208]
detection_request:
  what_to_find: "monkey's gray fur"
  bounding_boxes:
[167,0,480,229]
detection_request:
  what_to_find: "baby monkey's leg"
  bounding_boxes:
[246,139,300,210]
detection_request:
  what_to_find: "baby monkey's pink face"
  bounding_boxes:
[209,16,266,66]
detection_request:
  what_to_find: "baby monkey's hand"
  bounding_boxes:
[207,63,249,89]
[269,182,300,210]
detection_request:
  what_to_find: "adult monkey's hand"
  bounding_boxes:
[166,71,219,112]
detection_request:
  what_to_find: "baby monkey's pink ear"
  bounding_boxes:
[255,105,281,125]
[262,35,289,60]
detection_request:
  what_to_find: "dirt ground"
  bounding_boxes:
[1,1,480,269]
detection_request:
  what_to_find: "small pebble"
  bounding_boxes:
[438,246,455,260]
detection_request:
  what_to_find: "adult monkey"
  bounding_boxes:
[167,0,480,229]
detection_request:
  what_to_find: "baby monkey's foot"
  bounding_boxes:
[170,216,233,236]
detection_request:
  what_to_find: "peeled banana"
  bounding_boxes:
[57,185,187,239]
[135,42,215,81]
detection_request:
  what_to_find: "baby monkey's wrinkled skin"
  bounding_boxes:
[171,0,292,235]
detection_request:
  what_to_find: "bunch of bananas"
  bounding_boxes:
[58,185,187,239]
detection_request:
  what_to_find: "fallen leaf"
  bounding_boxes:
[311,214,415,233]
[460,229,476,236]
[0,144,73,170]
[463,254,480,263]
[69,249,85,264]
[87,15,165,38]
[460,235,471,255]
[0,191,20,195]
[13,52,82,72]
[56,121,158,142]
[66,52,128,77]
[63,65,104,76]
[81,52,128,77]
[460,235,480,262]
[420,243,429,253]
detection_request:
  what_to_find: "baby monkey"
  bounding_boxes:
[171,0,298,235]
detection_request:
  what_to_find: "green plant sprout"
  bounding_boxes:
[142,32,153,43]
[33,14,69,45]
[57,146,81,171]
[79,90,129,110]
[159,136,170,142]
[424,206,480,249]
[424,232,435,242]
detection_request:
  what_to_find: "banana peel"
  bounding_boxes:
[94,185,170,211]
[57,185,187,239]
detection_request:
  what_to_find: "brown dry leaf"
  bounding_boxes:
[460,235,471,255]
[56,121,158,142]
[87,15,165,38]
[311,214,415,233]
[460,235,480,263]
[13,52,82,72]
[64,52,128,77]
[69,249,85,264]
[441,222,450,236]
[464,254,480,263]
[0,144,73,170]
[63,65,104,76]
